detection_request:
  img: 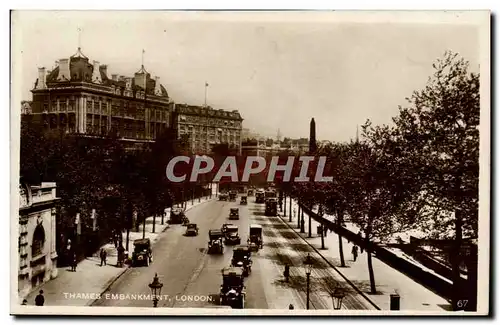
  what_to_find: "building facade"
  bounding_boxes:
[28,48,172,142]
[174,104,243,154]
[18,182,60,299]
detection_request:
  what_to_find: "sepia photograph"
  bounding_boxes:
[9,10,490,316]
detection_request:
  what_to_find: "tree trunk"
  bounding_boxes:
[367,250,376,294]
[452,208,463,311]
[338,210,345,267]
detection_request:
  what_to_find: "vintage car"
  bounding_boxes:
[220,267,245,309]
[185,223,199,236]
[231,245,252,276]
[247,224,263,251]
[132,238,152,267]
[221,223,234,234]
[240,196,247,205]
[229,191,237,201]
[208,229,224,254]
[168,207,187,224]
[229,208,239,220]
[224,225,241,245]
[265,198,278,216]
[219,193,229,201]
[255,190,265,203]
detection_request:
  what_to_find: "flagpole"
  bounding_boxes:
[204,82,208,107]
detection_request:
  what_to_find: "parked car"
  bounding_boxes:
[185,223,199,236]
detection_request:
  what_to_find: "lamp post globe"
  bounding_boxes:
[149,273,163,307]
[303,253,314,275]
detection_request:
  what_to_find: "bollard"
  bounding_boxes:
[390,293,400,310]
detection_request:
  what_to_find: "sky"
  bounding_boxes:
[12,11,480,142]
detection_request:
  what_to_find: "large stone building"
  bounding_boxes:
[18,181,59,299]
[28,47,172,142]
[174,104,243,154]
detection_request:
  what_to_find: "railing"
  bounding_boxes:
[299,203,462,301]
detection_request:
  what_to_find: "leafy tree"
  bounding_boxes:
[387,51,479,310]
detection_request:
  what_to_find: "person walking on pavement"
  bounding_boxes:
[289,304,294,310]
[100,248,107,266]
[358,231,364,254]
[71,253,77,271]
[283,263,290,283]
[35,290,45,306]
[21,299,28,305]
[352,245,359,262]
[117,244,125,267]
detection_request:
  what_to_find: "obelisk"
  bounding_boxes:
[309,118,317,154]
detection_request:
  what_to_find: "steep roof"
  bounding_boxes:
[43,49,169,98]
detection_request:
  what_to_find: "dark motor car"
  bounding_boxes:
[185,223,199,236]
[247,224,263,251]
[231,245,252,276]
[132,238,152,267]
[224,225,241,245]
[169,208,186,224]
[208,229,224,254]
[220,267,245,309]
[229,208,239,220]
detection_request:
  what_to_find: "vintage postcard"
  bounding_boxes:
[10,10,490,316]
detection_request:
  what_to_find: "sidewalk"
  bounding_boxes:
[21,197,213,306]
[279,200,452,311]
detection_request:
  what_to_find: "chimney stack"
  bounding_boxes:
[57,58,70,81]
[125,77,132,90]
[154,76,162,95]
[36,67,47,89]
[99,65,108,80]
[111,74,118,81]
[91,61,102,84]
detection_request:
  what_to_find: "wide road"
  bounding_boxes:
[92,194,374,310]
[92,196,268,309]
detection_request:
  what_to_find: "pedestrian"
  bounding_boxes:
[324,226,328,237]
[289,304,294,310]
[283,263,290,283]
[21,299,28,305]
[100,248,107,266]
[358,231,364,254]
[117,245,125,267]
[71,253,77,271]
[35,290,45,306]
[352,245,359,262]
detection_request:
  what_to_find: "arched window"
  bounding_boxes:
[32,224,45,257]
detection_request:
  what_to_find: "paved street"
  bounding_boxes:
[91,195,375,310]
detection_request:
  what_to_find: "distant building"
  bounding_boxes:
[28,47,172,142]
[173,104,243,155]
[18,181,60,299]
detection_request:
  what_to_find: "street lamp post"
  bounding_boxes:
[303,253,314,310]
[148,273,163,307]
[331,287,345,310]
[318,205,325,249]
